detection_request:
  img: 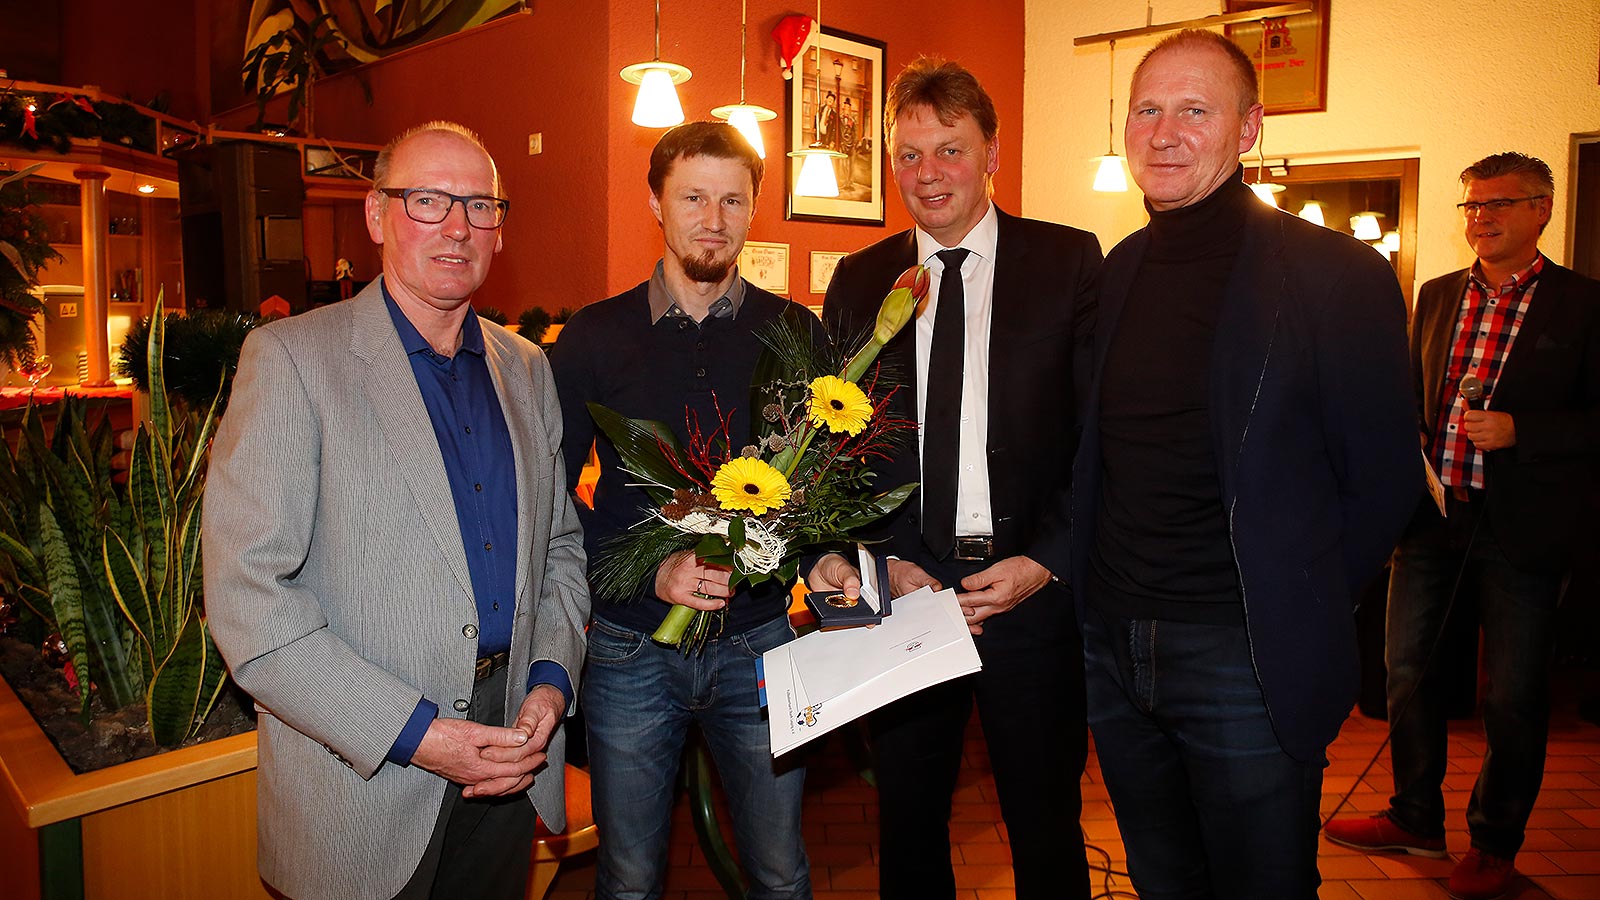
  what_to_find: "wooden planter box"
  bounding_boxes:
[0,675,269,900]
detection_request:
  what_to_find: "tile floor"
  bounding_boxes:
[544,682,1600,900]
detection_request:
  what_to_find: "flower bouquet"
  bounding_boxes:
[588,266,930,652]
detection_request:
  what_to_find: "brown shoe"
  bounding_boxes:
[1447,848,1515,900]
[1323,811,1448,858]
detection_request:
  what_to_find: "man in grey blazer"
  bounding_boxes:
[204,122,589,900]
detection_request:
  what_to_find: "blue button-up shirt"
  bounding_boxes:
[381,285,570,765]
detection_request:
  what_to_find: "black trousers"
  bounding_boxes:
[393,665,537,900]
[869,560,1090,900]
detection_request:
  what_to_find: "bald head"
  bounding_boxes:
[375,120,502,197]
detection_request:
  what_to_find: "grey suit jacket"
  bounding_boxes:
[202,280,590,900]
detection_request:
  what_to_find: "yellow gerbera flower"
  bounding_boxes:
[807,375,874,436]
[711,457,792,514]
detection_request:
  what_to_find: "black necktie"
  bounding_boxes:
[922,247,970,560]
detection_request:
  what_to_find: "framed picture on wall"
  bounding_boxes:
[739,241,790,294]
[809,251,848,293]
[1224,0,1330,114]
[786,27,886,225]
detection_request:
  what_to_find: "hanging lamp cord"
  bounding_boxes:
[1256,20,1269,181]
[1106,40,1117,155]
[739,0,749,103]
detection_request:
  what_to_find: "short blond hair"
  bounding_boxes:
[1134,29,1259,115]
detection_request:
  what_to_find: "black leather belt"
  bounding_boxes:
[474,651,509,682]
[952,535,996,561]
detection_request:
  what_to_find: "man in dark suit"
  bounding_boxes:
[807,57,1101,900]
[1325,152,1600,900]
[1039,31,1417,899]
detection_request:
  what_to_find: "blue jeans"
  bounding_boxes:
[1385,499,1562,858]
[1083,607,1325,900]
[584,615,811,900]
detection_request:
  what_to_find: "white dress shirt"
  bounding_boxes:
[914,203,998,538]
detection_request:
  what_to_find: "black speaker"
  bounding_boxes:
[176,141,307,313]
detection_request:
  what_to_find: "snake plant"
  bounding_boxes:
[0,293,230,746]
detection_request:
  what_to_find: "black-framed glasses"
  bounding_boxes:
[1456,195,1547,217]
[377,188,510,229]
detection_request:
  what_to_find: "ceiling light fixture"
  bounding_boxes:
[1351,181,1385,240]
[620,0,692,128]
[711,0,777,157]
[1297,198,1325,226]
[136,183,157,195]
[1351,213,1383,241]
[1092,40,1129,193]
[787,0,844,197]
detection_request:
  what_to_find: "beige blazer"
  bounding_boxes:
[202,280,589,900]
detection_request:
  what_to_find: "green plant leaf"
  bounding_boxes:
[146,295,172,448]
[173,375,224,498]
[0,530,43,594]
[104,530,155,668]
[693,534,735,568]
[127,432,167,638]
[586,402,696,503]
[37,504,92,717]
[834,482,917,531]
[145,612,210,747]
[169,500,204,640]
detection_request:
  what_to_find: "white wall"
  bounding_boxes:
[1023,0,1600,298]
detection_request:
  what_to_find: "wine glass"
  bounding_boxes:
[19,355,53,393]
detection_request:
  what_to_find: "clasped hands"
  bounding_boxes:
[807,552,1054,635]
[411,682,566,798]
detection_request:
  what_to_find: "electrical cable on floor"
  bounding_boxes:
[1085,829,1139,900]
[1319,513,1483,830]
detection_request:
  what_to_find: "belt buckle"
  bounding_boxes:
[474,652,508,682]
[952,535,994,561]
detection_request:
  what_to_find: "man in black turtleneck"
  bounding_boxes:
[1041,29,1419,899]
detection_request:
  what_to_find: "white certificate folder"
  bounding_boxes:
[761,587,982,757]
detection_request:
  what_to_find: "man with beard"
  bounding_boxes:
[549,121,816,900]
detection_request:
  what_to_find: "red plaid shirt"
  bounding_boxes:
[1429,254,1545,488]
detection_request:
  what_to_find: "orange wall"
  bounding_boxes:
[304,1,1023,316]
[59,0,200,118]
[606,0,1027,307]
[196,0,1023,317]
[305,7,613,316]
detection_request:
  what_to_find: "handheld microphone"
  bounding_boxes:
[1459,374,1485,411]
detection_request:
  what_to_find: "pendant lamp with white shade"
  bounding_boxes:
[620,0,692,128]
[711,0,776,156]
